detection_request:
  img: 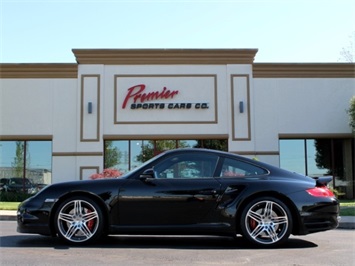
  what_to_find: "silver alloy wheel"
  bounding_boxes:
[244,200,289,245]
[56,199,100,243]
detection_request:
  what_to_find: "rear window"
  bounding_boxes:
[220,158,268,177]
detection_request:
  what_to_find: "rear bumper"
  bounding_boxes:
[297,201,340,235]
[300,213,339,234]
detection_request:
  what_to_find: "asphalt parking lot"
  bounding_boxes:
[1,220,354,266]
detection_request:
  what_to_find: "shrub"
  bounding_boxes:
[0,191,33,202]
[90,168,123,179]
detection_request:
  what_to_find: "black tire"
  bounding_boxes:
[240,197,292,247]
[54,196,104,244]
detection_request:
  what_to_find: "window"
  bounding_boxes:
[104,139,227,174]
[280,138,354,199]
[0,140,52,191]
[280,139,330,177]
[154,153,219,179]
[220,158,268,177]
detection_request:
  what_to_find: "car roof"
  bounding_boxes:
[162,148,248,160]
[161,148,287,174]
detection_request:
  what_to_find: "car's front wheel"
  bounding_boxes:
[240,197,292,247]
[54,196,104,244]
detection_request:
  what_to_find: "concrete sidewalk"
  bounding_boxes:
[1,210,354,229]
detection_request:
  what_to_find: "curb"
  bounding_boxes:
[0,211,17,221]
[1,211,354,229]
[337,216,355,229]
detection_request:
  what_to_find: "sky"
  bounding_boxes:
[0,0,354,63]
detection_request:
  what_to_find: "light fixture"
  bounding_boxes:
[239,101,244,113]
[88,102,93,114]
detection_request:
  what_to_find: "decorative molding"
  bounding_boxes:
[231,74,251,141]
[103,134,229,140]
[0,64,77,78]
[80,166,100,180]
[72,49,258,65]
[80,75,101,142]
[0,135,53,140]
[253,63,355,78]
[229,151,280,156]
[279,133,354,139]
[114,74,218,124]
[52,152,103,157]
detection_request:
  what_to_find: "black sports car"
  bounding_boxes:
[17,148,339,247]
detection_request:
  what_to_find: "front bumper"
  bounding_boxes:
[17,200,54,236]
[17,210,52,236]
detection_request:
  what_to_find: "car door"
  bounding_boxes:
[118,152,221,226]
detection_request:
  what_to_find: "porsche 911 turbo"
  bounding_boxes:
[17,148,339,247]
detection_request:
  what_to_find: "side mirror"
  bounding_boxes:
[139,168,155,180]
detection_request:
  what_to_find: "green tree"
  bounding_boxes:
[104,141,121,169]
[11,141,30,177]
[136,140,181,163]
[348,96,355,134]
[315,139,344,180]
[339,31,354,62]
[193,139,228,151]
[135,139,228,163]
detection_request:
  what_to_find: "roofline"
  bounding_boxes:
[253,63,355,78]
[0,63,78,78]
[72,48,259,65]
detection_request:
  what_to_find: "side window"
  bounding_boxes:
[154,153,218,179]
[220,158,267,177]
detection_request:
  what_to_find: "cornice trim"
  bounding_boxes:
[0,135,53,140]
[279,133,353,139]
[103,134,229,140]
[72,49,258,65]
[0,64,78,78]
[52,152,103,157]
[253,63,355,78]
[229,151,280,156]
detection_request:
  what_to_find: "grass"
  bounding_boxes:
[0,201,20,210]
[339,200,355,216]
[1,200,354,216]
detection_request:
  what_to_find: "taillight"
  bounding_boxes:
[306,186,334,197]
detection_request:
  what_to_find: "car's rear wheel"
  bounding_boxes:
[54,196,104,244]
[240,197,292,247]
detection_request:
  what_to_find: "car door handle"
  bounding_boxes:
[198,190,218,195]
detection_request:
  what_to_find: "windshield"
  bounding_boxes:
[10,178,31,185]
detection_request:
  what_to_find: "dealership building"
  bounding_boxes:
[0,49,354,199]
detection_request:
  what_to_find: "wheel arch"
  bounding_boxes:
[235,191,301,235]
[48,191,110,237]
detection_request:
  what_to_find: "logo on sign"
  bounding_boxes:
[121,84,209,110]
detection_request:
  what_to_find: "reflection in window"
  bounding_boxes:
[279,139,305,175]
[105,141,128,173]
[280,139,330,177]
[155,154,218,179]
[179,140,198,148]
[104,139,227,174]
[155,140,178,155]
[309,139,331,177]
[280,138,354,199]
[0,140,52,191]
[220,158,267,177]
